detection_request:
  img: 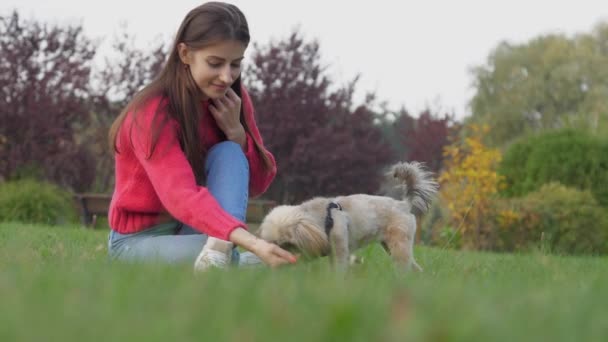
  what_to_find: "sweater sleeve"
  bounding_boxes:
[129,102,246,240]
[240,86,278,197]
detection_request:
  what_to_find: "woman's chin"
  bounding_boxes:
[203,87,229,99]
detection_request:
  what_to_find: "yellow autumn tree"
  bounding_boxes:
[439,124,504,249]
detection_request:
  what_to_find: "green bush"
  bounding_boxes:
[492,183,608,255]
[500,129,608,206]
[0,179,78,225]
[419,200,462,248]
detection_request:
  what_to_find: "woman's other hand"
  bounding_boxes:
[209,88,246,148]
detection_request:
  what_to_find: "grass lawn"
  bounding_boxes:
[1,222,606,341]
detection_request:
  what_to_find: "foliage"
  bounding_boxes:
[245,30,393,203]
[0,11,167,193]
[0,134,5,182]
[395,109,458,174]
[376,106,412,161]
[500,129,608,206]
[468,22,608,146]
[0,179,78,225]
[0,11,96,191]
[492,183,608,255]
[438,124,505,249]
[437,226,463,250]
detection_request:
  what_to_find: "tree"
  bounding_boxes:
[0,11,96,191]
[245,31,393,203]
[395,109,456,174]
[376,106,412,162]
[468,21,608,146]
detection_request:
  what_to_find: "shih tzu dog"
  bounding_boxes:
[257,162,438,272]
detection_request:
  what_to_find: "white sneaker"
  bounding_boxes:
[238,251,264,267]
[194,237,233,271]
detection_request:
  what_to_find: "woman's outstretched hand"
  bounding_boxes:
[252,239,298,268]
[229,227,297,268]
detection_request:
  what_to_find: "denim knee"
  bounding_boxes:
[206,141,248,173]
[208,141,244,158]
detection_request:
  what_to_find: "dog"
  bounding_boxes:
[256,162,438,272]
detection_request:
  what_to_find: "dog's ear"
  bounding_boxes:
[292,218,329,257]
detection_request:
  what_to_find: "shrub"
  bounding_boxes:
[419,200,464,249]
[0,179,78,225]
[492,183,608,255]
[439,124,505,249]
[500,129,608,206]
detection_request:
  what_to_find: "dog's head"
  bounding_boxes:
[257,205,330,258]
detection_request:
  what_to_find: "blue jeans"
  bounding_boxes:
[108,141,249,264]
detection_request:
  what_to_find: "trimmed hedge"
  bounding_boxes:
[500,129,608,206]
[493,183,608,255]
[0,179,78,225]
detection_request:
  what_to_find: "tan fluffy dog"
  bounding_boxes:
[257,162,438,272]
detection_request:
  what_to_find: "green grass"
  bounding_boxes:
[1,222,606,341]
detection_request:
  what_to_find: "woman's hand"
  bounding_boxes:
[229,227,297,268]
[251,239,298,268]
[209,88,246,149]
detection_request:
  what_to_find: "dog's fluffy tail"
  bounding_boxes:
[380,162,438,216]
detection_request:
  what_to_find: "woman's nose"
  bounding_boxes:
[219,66,233,83]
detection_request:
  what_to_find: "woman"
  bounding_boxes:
[107,2,296,270]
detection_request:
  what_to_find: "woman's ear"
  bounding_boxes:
[177,43,190,65]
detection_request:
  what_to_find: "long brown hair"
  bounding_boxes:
[109,2,272,183]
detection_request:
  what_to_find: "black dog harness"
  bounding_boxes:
[324,201,343,236]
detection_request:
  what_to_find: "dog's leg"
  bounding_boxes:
[382,238,419,271]
[381,241,390,254]
[383,216,422,272]
[328,210,350,272]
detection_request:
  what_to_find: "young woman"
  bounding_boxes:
[107,2,296,269]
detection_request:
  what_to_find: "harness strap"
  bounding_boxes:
[324,202,342,236]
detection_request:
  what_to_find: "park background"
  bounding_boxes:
[1,1,608,341]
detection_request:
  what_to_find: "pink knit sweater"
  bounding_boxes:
[108,86,276,240]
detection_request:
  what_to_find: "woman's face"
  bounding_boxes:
[179,40,246,99]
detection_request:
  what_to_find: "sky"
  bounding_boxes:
[4,0,608,119]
